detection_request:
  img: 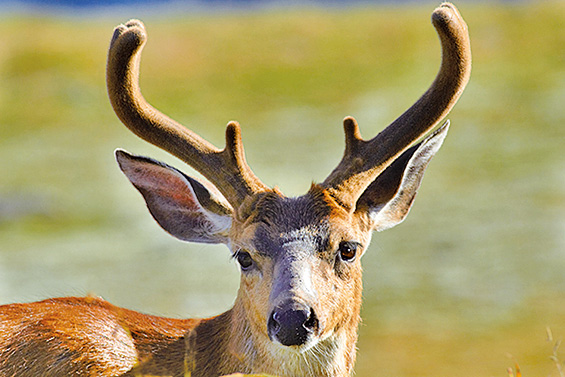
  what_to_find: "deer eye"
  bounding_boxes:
[338,241,358,262]
[235,250,254,270]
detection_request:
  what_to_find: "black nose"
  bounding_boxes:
[268,302,319,346]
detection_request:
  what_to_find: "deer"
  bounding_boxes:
[0,3,470,377]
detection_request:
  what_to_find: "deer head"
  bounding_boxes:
[107,3,470,375]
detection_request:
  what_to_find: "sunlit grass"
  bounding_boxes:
[507,329,565,377]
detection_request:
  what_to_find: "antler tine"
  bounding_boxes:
[107,20,269,208]
[322,2,471,210]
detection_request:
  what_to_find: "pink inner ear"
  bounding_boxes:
[128,163,200,211]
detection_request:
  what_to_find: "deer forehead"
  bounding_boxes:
[235,189,360,259]
[254,222,330,260]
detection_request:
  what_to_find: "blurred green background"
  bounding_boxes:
[0,2,564,376]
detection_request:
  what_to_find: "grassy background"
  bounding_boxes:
[1,2,564,376]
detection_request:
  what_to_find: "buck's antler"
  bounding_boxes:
[322,2,471,210]
[106,20,269,209]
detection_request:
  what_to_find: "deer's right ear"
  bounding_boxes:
[354,122,448,232]
[115,149,233,244]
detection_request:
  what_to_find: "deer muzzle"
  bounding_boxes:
[268,300,319,347]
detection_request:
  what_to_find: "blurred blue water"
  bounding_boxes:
[1,0,459,12]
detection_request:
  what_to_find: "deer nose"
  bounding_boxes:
[268,302,319,347]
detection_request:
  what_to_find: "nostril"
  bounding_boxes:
[269,311,281,334]
[303,308,318,332]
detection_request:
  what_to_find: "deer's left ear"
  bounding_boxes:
[355,121,449,232]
